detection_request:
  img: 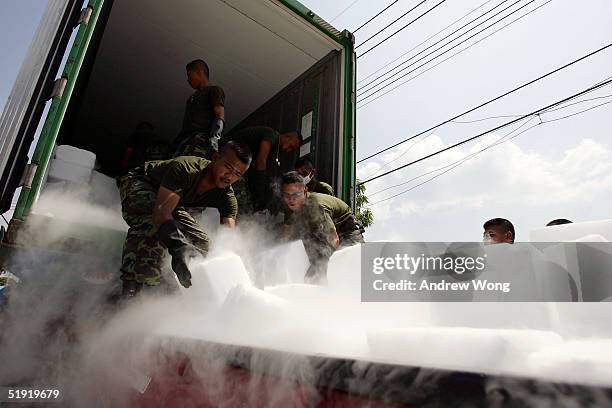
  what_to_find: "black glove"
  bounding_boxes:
[157,220,195,288]
[208,117,224,152]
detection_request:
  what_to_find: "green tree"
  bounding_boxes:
[355,179,373,228]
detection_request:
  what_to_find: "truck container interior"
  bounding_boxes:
[57,0,348,186]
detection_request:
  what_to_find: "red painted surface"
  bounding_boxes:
[129,353,408,408]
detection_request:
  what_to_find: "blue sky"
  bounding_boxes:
[2,0,611,241]
[0,0,48,108]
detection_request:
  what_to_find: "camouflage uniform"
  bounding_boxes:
[284,192,364,282]
[308,180,335,196]
[173,133,213,159]
[118,157,237,285]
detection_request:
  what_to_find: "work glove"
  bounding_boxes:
[208,117,224,152]
[157,220,196,288]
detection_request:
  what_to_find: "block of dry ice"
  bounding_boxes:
[528,339,612,387]
[530,219,612,242]
[182,254,252,306]
[47,145,96,184]
[218,284,290,336]
[255,240,310,286]
[366,327,562,374]
[90,170,122,208]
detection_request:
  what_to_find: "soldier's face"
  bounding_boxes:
[213,149,248,188]
[483,228,513,244]
[187,69,204,89]
[282,183,306,211]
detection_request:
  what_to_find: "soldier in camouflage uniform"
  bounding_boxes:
[280,171,364,284]
[117,142,251,297]
[171,59,225,159]
[294,157,335,196]
[220,126,301,213]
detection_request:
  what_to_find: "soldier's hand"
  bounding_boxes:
[170,253,193,288]
[209,136,219,152]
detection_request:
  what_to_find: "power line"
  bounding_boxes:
[357,0,552,109]
[366,119,540,205]
[356,0,428,49]
[357,0,553,109]
[353,0,401,33]
[450,94,612,123]
[357,0,497,86]
[357,0,512,93]
[356,42,612,163]
[365,123,541,206]
[330,0,362,23]
[365,100,612,206]
[366,92,610,197]
[358,76,612,186]
[367,117,538,197]
[358,0,448,59]
[358,0,538,101]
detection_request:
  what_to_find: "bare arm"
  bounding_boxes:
[214,104,225,120]
[152,186,181,228]
[255,139,272,171]
[220,217,236,228]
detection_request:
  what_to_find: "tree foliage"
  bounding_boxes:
[355,179,373,228]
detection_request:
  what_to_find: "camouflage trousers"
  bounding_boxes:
[303,224,364,284]
[173,133,215,159]
[118,172,210,285]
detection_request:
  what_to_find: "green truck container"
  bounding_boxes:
[0,0,356,255]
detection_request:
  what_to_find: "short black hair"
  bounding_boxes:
[294,157,313,169]
[281,130,303,144]
[186,59,210,79]
[221,141,252,166]
[483,218,515,242]
[281,171,305,186]
[546,218,572,227]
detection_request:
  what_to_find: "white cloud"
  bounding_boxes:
[358,136,612,241]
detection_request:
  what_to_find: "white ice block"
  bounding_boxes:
[219,284,290,336]
[367,327,562,374]
[47,158,93,184]
[529,339,612,387]
[327,244,362,297]
[54,145,96,168]
[184,254,252,306]
[90,170,121,208]
[530,219,612,242]
[256,240,310,286]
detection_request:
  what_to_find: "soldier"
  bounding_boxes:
[222,126,301,213]
[280,171,364,284]
[294,157,334,196]
[121,121,169,173]
[483,218,515,244]
[118,141,251,297]
[172,59,225,159]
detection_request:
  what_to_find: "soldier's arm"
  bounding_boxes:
[255,139,272,171]
[152,186,181,228]
[213,104,225,120]
[218,188,238,228]
[220,217,236,228]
